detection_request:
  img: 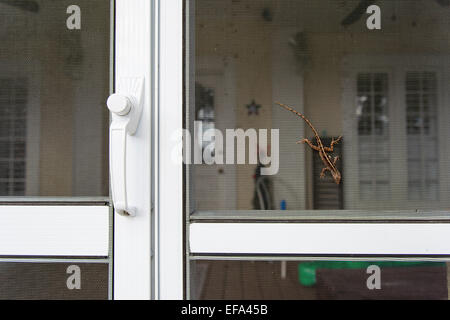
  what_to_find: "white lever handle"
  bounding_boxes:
[107,78,144,216]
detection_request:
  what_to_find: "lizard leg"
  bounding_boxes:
[297,138,320,151]
[333,156,340,165]
[320,167,330,178]
[323,136,342,152]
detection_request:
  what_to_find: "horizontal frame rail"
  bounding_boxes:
[190,222,450,255]
[0,197,110,206]
[0,205,110,256]
[191,210,450,223]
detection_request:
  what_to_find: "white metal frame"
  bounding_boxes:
[190,222,450,255]
[154,0,184,300]
[113,0,153,300]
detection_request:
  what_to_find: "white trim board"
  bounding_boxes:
[0,205,109,256]
[190,222,450,255]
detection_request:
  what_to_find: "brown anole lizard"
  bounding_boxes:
[276,102,342,184]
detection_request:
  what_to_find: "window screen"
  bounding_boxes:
[0,262,109,300]
[187,0,450,212]
[0,0,111,197]
[191,260,449,300]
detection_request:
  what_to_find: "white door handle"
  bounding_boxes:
[107,78,144,216]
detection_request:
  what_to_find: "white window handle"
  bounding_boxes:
[107,78,144,216]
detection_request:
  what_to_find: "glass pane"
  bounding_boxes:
[0,0,110,196]
[191,260,449,300]
[0,262,109,299]
[187,0,450,212]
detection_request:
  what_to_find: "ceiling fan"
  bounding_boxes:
[0,0,39,13]
[341,0,450,26]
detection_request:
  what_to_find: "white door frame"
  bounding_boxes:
[113,0,153,300]
[154,0,184,300]
[113,0,183,300]
[114,0,450,300]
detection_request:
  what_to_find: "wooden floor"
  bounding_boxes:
[193,261,450,300]
[194,261,317,300]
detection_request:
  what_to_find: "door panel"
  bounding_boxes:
[183,0,450,300]
[0,0,113,299]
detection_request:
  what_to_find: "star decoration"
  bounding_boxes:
[246,99,261,116]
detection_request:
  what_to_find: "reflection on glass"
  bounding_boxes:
[190,0,450,212]
[0,0,110,196]
[191,260,449,300]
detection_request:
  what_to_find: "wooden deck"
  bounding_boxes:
[193,261,450,300]
[194,261,317,300]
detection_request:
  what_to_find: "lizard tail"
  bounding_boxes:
[275,102,321,138]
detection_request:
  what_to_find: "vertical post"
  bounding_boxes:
[113,0,153,299]
[154,0,184,299]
